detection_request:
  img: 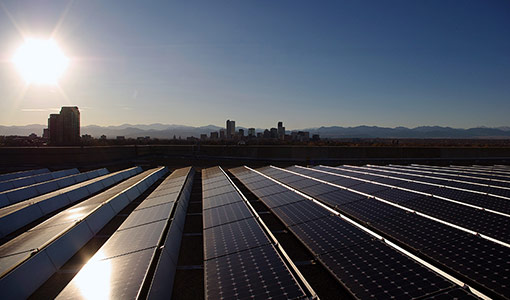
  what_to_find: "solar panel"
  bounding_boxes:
[260,191,306,208]
[202,191,243,210]
[0,169,49,183]
[425,287,479,299]
[320,240,454,299]
[314,189,368,207]
[337,198,404,223]
[403,197,510,243]
[421,235,510,298]
[204,218,271,260]
[202,185,237,198]
[118,202,174,231]
[374,188,425,203]
[56,248,156,300]
[271,199,330,226]
[289,216,374,256]
[300,184,338,197]
[203,200,253,229]
[391,181,438,193]
[330,177,364,188]
[371,211,473,251]
[284,178,321,189]
[246,185,287,198]
[205,244,307,300]
[349,182,391,194]
[135,193,178,210]
[99,220,166,259]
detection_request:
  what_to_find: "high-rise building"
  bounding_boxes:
[270,128,278,138]
[238,129,244,137]
[226,120,235,139]
[47,106,80,145]
[248,128,255,137]
[210,132,219,140]
[277,121,285,140]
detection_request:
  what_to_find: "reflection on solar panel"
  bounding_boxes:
[249,165,509,299]
[0,167,168,299]
[0,167,142,238]
[57,167,194,299]
[202,166,311,300]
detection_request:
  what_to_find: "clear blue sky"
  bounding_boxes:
[0,0,509,129]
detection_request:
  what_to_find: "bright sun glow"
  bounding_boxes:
[12,38,69,85]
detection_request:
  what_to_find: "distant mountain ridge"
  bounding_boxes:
[1,124,510,139]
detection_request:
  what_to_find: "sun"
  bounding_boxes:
[12,38,69,85]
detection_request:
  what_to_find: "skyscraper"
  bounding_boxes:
[47,106,80,145]
[226,120,235,139]
[277,121,285,140]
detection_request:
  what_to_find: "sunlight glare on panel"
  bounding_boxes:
[74,251,111,300]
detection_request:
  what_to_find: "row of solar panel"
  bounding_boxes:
[0,168,50,183]
[253,165,509,298]
[373,164,510,191]
[202,166,310,300]
[400,164,510,182]
[0,168,79,193]
[319,164,510,199]
[304,165,510,243]
[360,164,510,210]
[0,168,110,208]
[0,167,143,238]
[230,167,475,299]
[57,167,194,299]
[0,167,168,299]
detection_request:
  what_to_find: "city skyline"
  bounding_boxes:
[0,1,509,129]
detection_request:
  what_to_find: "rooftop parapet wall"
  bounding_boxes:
[0,145,509,167]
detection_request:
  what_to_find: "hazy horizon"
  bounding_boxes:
[1,1,509,129]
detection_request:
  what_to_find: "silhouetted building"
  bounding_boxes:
[47,107,80,145]
[277,121,285,140]
[248,128,255,137]
[42,128,49,139]
[210,132,219,140]
[226,120,235,139]
[270,128,278,139]
[238,129,244,137]
[263,129,271,139]
[219,129,226,140]
[100,135,107,140]
[200,134,207,141]
[312,134,320,141]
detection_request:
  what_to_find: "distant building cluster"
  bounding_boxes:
[201,120,319,142]
[44,107,80,145]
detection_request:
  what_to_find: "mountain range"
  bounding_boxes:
[1,124,510,139]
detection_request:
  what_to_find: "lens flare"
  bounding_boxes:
[12,38,69,85]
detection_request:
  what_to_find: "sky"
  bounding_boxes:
[0,0,509,130]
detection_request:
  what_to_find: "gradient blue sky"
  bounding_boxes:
[0,0,509,129]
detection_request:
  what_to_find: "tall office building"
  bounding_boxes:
[226,120,235,139]
[47,106,80,145]
[248,128,256,137]
[277,121,285,140]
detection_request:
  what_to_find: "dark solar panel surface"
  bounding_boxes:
[320,240,453,299]
[205,244,306,300]
[203,167,308,299]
